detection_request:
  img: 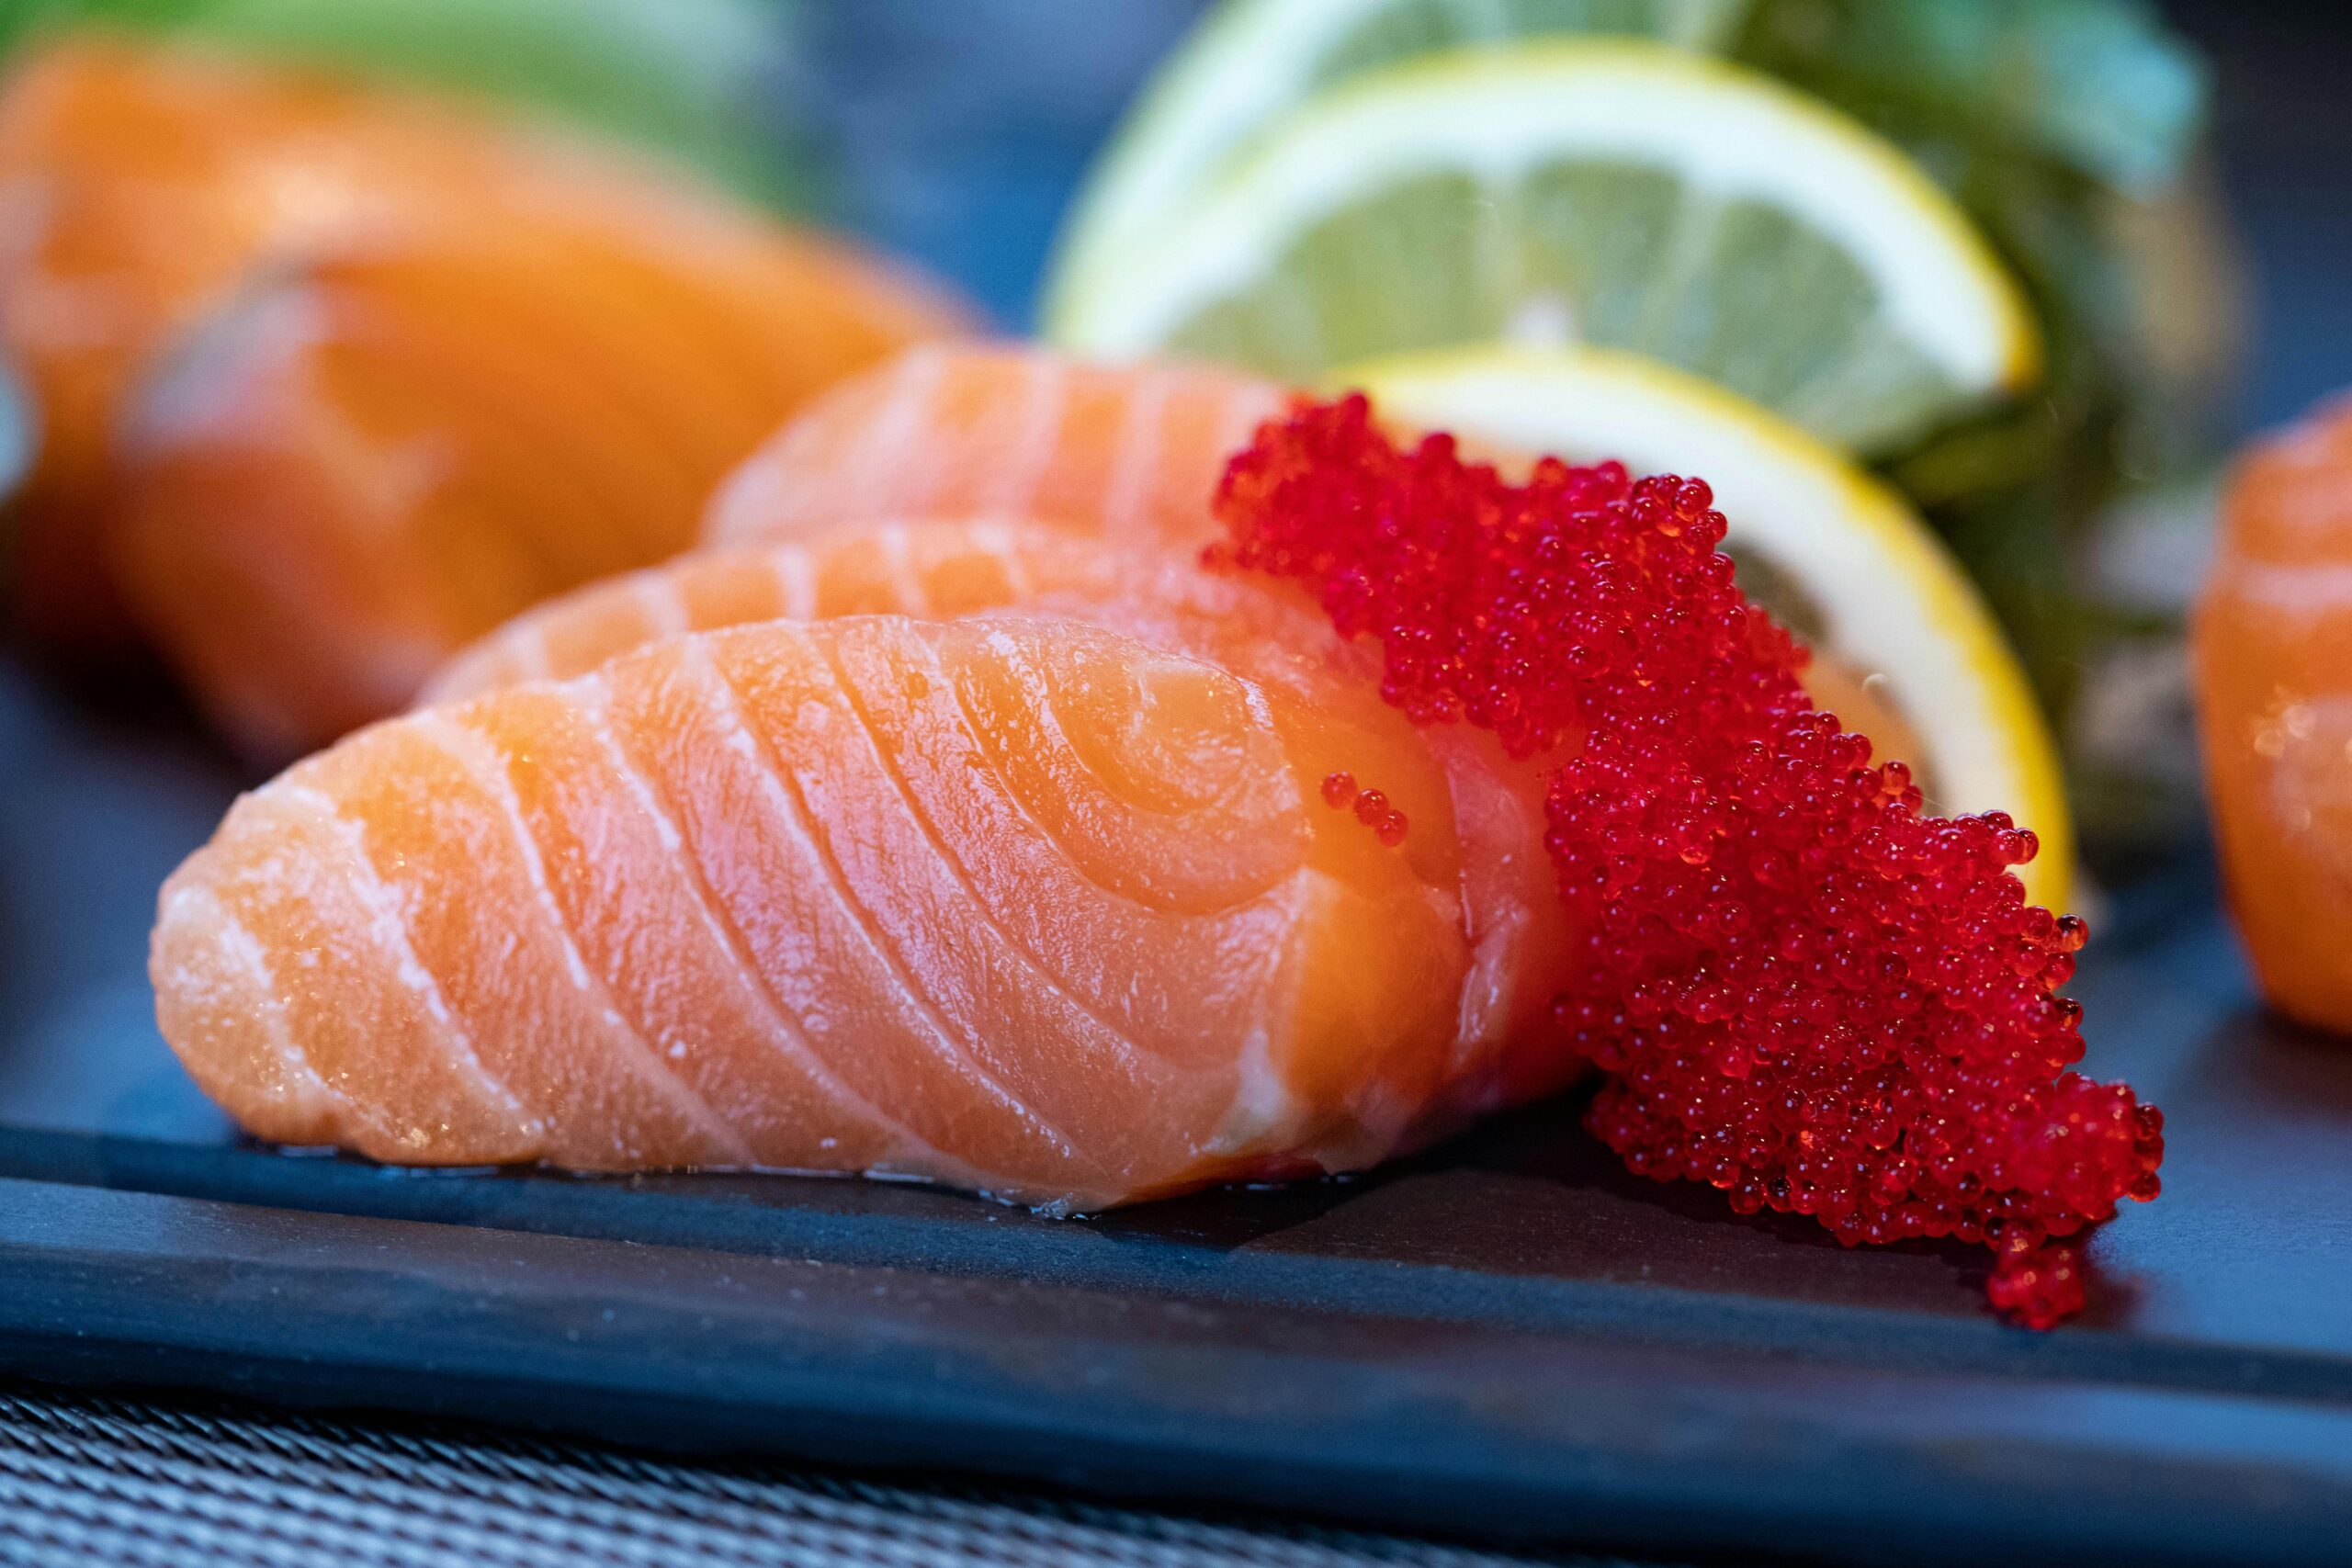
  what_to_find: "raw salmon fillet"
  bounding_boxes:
[424,517,1583,1098]
[705,342,1283,551]
[0,36,963,669]
[155,565,1576,1205]
[2194,394,2352,1032]
[104,199,962,759]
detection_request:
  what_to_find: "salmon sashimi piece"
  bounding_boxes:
[425,517,1582,1107]
[105,206,966,759]
[156,609,1555,1209]
[704,342,1283,552]
[0,36,964,653]
[2194,394,2352,1032]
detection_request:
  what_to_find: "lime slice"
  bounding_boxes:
[1050,44,2041,457]
[1351,344,2071,908]
[1049,0,1752,311]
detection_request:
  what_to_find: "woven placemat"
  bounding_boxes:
[0,1382,1664,1568]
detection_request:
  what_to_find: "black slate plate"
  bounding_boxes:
[3,654,2350,1568]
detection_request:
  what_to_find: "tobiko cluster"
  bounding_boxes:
[1213,395,2164,1327]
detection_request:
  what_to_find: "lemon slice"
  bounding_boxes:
[1049,43,2041,457]
[1351,344,2072,908]
[1049,0,1751,309]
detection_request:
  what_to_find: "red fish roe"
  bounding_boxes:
[1212,395,2163,1327]
[1321,770,1409,844]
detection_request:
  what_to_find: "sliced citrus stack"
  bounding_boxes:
[1048,43,2039,457]
[1351,344,2070,908]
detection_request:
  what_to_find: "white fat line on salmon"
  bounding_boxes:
[1102,364,1178,543]
[1213,381,1287,476]
[874,522,929,612]
[770,542,819,620]
[1206,1025,1301,1155]
[2217,560,2352,615]
[270,782,542,1134]
[632,570,692,638]
[970,621,1292,912]
[407,709,754,1163]
[160,880,341,1126]
[684,636,1086,1178]
[511,617,554,682]
[965,516,1037,601]
[980,355,1070,514]
[815,628,1161,1083]
[571,677,934,1168]
[838,344,953,524]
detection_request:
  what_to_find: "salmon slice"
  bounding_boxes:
[0,36,964,657]
[103,198,964,759]
[2194,395,2352,1032]
[704,342,1283,552]
[425,517,1583,1105]
[156,607,1559,1208]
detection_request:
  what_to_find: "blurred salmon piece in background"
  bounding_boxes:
[0,37,566,650]
[2194,396,2352,1032]
[109,200,964,759]
[0,37,967,671]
